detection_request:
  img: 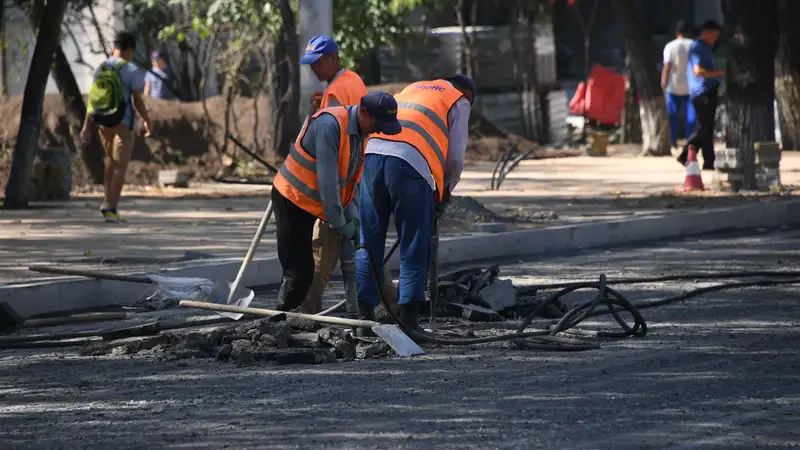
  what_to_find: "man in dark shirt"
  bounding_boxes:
[678,20,724,170]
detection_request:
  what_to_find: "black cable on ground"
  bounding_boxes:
[362,247,800,351]
[590,276,800,318]
[518,270,800,294]
[363,247,637,351]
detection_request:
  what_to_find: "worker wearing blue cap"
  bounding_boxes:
[271,91,402,313]
[355,76,475,332]
[300,35,368,112]
[296,35,394,316]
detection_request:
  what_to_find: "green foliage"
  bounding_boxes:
[123,0,448,78]
[333,0,417,69]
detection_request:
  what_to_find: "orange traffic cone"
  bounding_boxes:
[679,145,704,191]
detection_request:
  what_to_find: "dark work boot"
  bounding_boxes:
[274,277,302,312]
[356,302,376,338]
[398,302,421,332]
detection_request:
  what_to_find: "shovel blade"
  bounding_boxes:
[371,324,425,357]
[207,280,255,320]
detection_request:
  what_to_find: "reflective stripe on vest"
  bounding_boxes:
[273,107,362,221]
[321,69,368,109]
[372,80,464,200]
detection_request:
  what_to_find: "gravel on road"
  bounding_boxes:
[2,229,800,449]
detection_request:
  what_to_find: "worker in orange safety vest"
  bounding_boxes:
[297,35,391,315]
[271,91,402,312]
[354,76,476,331]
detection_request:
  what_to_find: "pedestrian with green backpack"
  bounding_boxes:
[80,31,152,223]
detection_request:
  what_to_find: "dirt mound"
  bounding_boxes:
[0,94,277,188]
[0,87,538,188]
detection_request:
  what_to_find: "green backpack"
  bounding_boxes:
[87,60,128,127]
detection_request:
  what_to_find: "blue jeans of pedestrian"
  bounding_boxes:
[356,154,434,306]
[666,92,696,146]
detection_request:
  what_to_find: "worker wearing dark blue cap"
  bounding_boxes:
[271,91,401,312]
[354,76,475,332]
[298,35,373,315]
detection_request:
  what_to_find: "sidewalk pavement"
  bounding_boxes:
[2,154,799,283]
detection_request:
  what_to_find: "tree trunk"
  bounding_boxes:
[272,0,299,159]
[723,0,778,190]
[15,0,105,184]
[510,1,540,141]
[775,0,800,150]
[0,0,7,97]
[4,0,69,208]
[610,0,671,156]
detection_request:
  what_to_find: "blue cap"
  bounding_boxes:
[299,36,339,65]
[361,91,402,135]
[151,51,163,60]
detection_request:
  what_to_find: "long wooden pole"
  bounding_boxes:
[180,300,377,329]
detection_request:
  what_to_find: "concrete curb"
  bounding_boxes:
[3,199,799,319]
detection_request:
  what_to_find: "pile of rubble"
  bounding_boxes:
[74,265,565,365]
[433,265,567,321]
[80,317,392,365]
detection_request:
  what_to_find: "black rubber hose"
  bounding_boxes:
[361,246,639,350]
[495,149,534,191]
[518,270,800,294]
[362,247,800,350]
[491,144,517,190]
[592,276,800,318]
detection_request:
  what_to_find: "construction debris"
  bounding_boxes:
[78,317,400,365]
[428,264,568,322]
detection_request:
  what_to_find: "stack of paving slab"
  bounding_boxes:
[713,141,781,191]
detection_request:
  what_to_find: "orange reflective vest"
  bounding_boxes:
[274,107,364,221]
[321,69,368,108]
[372,80,464,201]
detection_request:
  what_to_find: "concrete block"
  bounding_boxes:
[158,170,190,188]
[478,279,516,311]
[754,141,780,153]
[712,171,744,183]
[714,148,743,170]
[756,154,781,166]
[756,166,781,190]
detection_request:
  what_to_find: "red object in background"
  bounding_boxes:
[568,65,626,126]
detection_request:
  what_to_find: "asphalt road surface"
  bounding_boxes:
[2,228,800,449]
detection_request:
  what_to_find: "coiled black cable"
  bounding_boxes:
[362,246,646,351]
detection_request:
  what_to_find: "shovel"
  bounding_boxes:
[218,110,320,319]
[214,201,273,320]
[180,300,425,357]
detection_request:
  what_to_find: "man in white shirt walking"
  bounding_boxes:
[661,20,696,150]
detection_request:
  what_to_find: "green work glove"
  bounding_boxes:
[339,218,360,244]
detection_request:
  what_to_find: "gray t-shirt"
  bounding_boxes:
[93,57,146,128]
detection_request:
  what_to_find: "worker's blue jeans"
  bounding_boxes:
[666,92,696,146]
[356,154,434,306]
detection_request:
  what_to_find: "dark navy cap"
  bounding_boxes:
[361,91,402,135]
[299,36,339,65]
[445,75,476,99]
[151,51,163,60]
